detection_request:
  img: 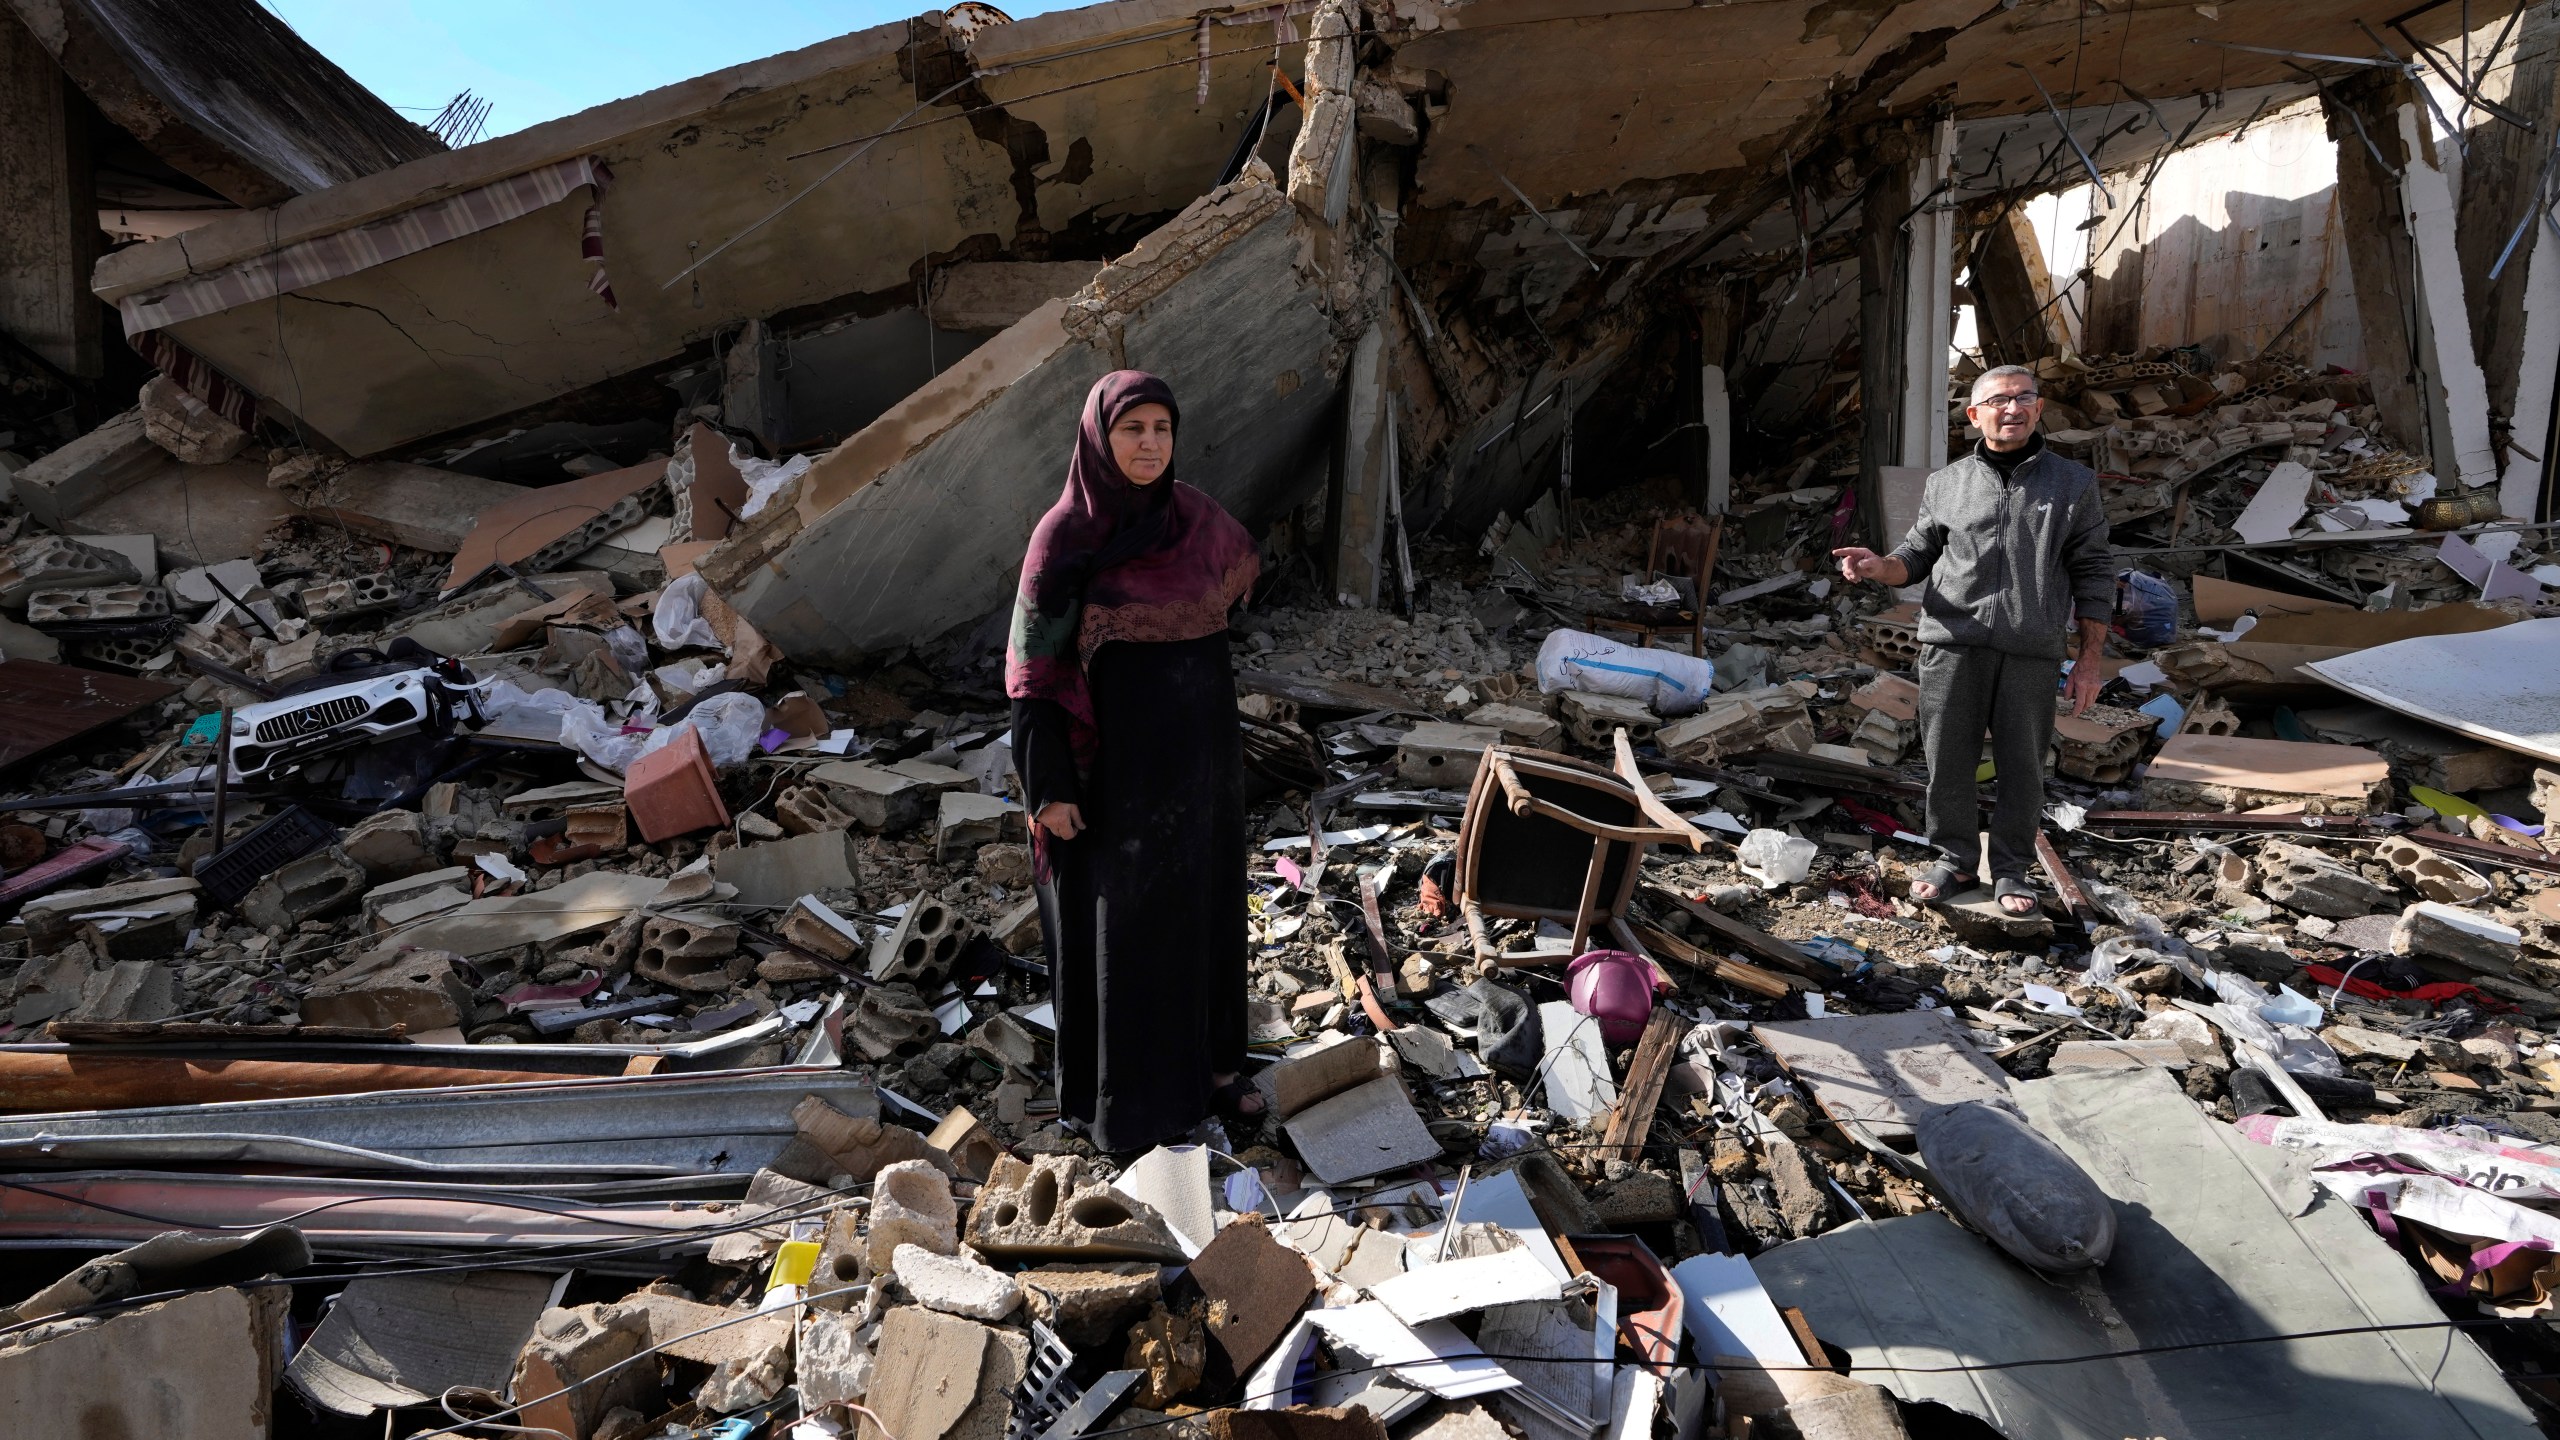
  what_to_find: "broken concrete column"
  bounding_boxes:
[239,846,366,930]
[508,1302,660,1440]
[966,1153,1188,1261]
[867,1159,959,1272]
[891,1243,1022,1321]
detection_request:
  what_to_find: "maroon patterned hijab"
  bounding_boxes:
[1004,371,1259,768]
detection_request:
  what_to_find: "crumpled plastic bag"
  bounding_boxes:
[653,573,722,651]
[632,690,766,770]
[560,701,651,774]
[737,452,813,520]
[1737,829,1817,888]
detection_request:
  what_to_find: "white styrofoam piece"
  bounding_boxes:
[1369,1245,1562,1325]
[1305,1303,1519,1399]
[1536,1000,1618,1123]
[1671,1252,1803,1365]
[2302,617,2560,764]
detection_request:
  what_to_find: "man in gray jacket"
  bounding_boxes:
[1831,364,2113,916]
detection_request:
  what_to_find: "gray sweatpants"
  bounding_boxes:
[1916,642,2059,882]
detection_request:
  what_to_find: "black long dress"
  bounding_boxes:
[1011,631,1248,1153]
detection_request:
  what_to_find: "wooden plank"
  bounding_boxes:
[2034,831,2098,929]
[1777,1306,1835,1371]
[1642,883,1833,982]
[1600,1008,1687,1162]
[1630,921,1805,998]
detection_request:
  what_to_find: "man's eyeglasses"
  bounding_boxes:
[1975,392,2041,411]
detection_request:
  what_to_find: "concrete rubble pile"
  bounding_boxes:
[7,0,2560,1436]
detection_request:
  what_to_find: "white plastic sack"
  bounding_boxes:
[1536,628,1717,715]
[653,573,721,651]
[737,451,814,520]
[632,690,766,770]
[1736,829,1816,888]
[561,701,650,774]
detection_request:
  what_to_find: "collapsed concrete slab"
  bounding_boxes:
[84,5,1314,457]
[703,167,1362,661]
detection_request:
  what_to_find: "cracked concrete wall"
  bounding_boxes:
[705,173,1360,660]
[89,4,1308,457]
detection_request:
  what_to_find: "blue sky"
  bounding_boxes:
[262,1,1078,139]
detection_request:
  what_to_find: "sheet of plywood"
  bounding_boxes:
[2304,617,2560,765]
[2249,601,2514,648]
[2144,734,2391,799]
[2191,574,2349,625]
[0,660,180,775]
[1752,1010,2010,1144]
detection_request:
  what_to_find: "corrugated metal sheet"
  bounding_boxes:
[0,1067,875,1177]
[0,1170,735,1249]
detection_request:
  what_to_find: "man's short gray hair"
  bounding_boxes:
[1968,364,2038,407]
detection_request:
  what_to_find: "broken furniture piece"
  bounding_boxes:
[1454,732,1706,961]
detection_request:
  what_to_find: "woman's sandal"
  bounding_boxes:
[1909,858,1976,903]
[1211,1077,1267,1123]
[1992,875,2040,916]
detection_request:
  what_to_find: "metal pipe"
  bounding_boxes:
[2009,62,2114,204]
[0,1053,568,1112]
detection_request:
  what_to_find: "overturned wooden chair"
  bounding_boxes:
[1453,729,1706,963]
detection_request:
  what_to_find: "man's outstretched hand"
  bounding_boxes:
[1831,547,1905,586]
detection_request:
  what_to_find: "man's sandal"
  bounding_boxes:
[1993,875,2040,916]
[1910,859,1976,903]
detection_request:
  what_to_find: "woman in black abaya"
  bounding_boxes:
[1005,370,1263,1153]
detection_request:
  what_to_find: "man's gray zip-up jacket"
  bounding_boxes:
[1884,441,2114,659]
